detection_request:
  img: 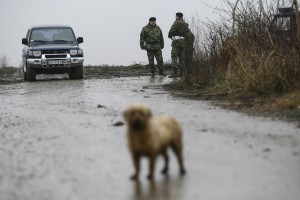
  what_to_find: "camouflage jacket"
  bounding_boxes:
[186,29,195,49]
[168,18,189,48]
[140,24,164,51]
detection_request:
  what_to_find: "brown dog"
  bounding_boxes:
[123,102,186,180]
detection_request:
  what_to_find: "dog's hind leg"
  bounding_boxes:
[171,141,186,175]
[161,149,169,174]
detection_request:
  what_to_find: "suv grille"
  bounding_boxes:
[45,54,67,58]
[42,50,69,54]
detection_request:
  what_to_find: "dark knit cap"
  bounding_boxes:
[176,12,183,18]
[149,17,156,22]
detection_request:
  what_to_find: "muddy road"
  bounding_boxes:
[0,76,299,200]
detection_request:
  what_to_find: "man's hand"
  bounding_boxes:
[141,44,146,50]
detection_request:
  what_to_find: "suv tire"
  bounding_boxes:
[23,72,28,81]
[69,65,83,79]
[27,67,36,81]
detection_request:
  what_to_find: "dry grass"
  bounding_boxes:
[191,0,300,95]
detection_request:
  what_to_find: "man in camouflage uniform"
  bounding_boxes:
[185,23,195,79]
[140,17,166,77]
[168,12,189,77]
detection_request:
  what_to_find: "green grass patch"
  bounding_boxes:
[0,67,18,77]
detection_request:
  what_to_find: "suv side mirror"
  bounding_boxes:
[22,38,28,45]
[77,37,83,44]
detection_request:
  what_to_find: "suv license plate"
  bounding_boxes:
[48,60,67,65]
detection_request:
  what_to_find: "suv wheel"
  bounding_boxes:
[23,64,28,81]
[69,66,83,79]
[27,67,36,81]
[23,72,28,81]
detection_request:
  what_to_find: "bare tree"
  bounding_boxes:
[0,54,9,68]
[192,0,299,93]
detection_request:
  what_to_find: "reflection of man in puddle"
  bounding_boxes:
[149,76,165,84]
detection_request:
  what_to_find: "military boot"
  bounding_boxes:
[177,69,183,77]
[178,68,187,77]
[159,69,167,76]
[168,68,178,78]
[150,70,155,78]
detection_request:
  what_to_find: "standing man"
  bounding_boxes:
[185,23,195,80]
[140,17,166,77]
[168,12,189,77]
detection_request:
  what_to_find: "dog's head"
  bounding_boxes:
[123,102,152,130]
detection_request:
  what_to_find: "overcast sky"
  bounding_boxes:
[0,0,230,67]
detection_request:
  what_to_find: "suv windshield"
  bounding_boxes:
[29,28,76,44]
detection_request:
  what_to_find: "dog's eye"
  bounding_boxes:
[138,111,144,116]
[131,112,139,117]
[125,111,133,118]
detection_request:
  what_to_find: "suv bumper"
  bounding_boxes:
[27,54,84,68]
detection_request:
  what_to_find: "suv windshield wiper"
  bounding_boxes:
[51,40,73,43]
[30,40,50,45]
[30,40,49,43]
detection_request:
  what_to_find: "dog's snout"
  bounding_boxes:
[133,117,141,126]
[131,116,145,129]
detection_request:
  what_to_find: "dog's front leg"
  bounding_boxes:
[147,153,157,180]
[131,153,140,180]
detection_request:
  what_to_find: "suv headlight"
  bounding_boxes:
[28,50,41,57]
[70,49,78,56]
[70,49,83,56]
[77,49,83,55]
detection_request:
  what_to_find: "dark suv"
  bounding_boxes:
[269,7,297,45]
[22,25,84,81]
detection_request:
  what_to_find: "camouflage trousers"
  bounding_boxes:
[185,46,193,75]
[171,47,186,74]
[147,49,163,72]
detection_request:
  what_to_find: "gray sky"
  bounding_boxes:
[0,0,226,67]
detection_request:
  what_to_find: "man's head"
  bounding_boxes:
[149,17,156,26]
[186,23,190,29]
[176,12,183,19]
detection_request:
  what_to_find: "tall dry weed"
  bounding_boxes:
[192,0,300,94]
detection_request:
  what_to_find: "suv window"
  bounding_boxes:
[274,16,291,31]
[30,28,76,44]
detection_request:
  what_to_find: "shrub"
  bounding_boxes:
[191,0,300,94]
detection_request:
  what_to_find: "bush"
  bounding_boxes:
[191,0,300,95]
[0,67,18,77]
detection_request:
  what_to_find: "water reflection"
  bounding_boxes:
[132,176,185,200]
[148,76,169,85]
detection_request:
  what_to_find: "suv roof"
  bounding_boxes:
[274,7,296,17]
[29,25,73,29]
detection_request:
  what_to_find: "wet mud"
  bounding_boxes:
[0,76,299,200]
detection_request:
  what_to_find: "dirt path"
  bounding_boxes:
[0,76,299,200]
